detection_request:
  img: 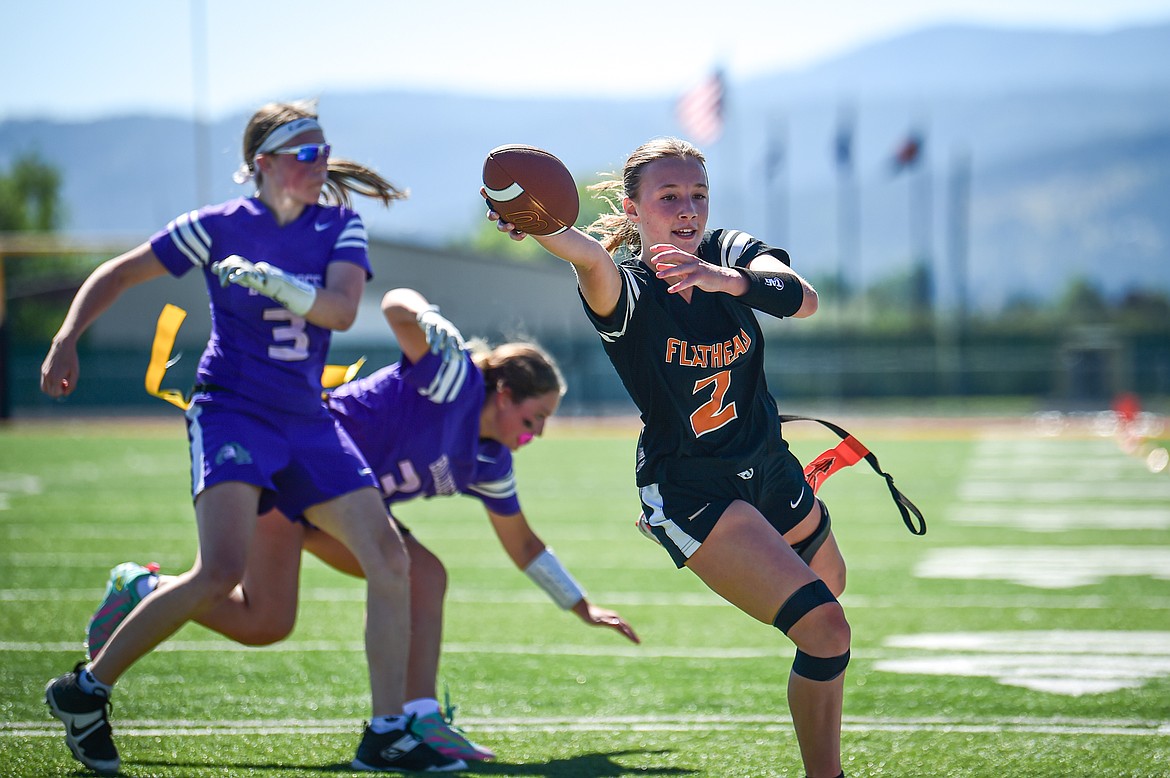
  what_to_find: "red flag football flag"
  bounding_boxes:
[676,71,724,146]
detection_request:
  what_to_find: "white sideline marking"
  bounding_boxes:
[878,631,1170,696]
[0,472,42,494]
[0,640,776,658]
[958,480,1170,501]
[4,714,1166,738]
[5,589,1170,612]
[965,458,1141,476]
[915,547,1170,588]
[947,505,1170,532]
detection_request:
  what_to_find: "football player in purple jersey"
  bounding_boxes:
[86,287,639,764]
[485,137,850,778]
[40,100,463,773]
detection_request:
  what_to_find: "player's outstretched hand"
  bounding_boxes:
[417,307,466,363]
[574,601,641,644]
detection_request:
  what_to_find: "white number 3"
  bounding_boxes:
[264,307,310,361]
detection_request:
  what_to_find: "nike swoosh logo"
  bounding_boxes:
[790,487,806,510]
[314,221,332,232]
[68,710,105,739]
[686,503,710,522]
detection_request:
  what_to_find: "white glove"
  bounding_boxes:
[213,255,317,317]
[417,305,466,363]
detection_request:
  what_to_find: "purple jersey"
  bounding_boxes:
[150,196,373,415]
[325,350,521,516]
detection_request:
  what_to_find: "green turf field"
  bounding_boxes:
[2,415,1168,777]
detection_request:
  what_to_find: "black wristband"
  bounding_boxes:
[734,267,804,318]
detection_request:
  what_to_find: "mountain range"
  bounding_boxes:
[2,20,1168,312]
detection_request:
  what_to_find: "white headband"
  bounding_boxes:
[233,117,324,185]
[256,117,323,155]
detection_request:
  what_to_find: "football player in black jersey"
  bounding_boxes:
[485,137,849,778]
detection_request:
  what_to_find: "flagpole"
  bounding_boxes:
[835,103,859,320]
[943,147,972,395]
[191,0,211,205]
[910,147,932,323]
[893,125,931,326]
[765,114,788,246]
[716,68,743,226]
[675,68,729,218]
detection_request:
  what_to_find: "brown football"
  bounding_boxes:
[482,144,579,236]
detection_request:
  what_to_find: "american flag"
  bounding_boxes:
[675,71,724,146]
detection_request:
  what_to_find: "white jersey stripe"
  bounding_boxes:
[335,219,368,249]
[169,211,208,267]
[597,265,641,343]
[467,474,517,500]
[422,357,468,404]
[719,230,752,268]
[186,404,206,497]
[177,211,212,265]
[191,210,213,251]
[639,483,702,559]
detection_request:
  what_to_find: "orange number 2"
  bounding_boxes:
[690,370,737,437]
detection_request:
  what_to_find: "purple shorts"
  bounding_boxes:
[185,393,377,517]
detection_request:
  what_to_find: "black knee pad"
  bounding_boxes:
[772,579,836,634]
[793,647,851,681]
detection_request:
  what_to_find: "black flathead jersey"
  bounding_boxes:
[582,229,794,486]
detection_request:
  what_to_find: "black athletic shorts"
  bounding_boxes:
[639,446,816,568]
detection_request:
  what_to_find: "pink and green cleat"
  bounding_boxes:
[85,562,160,660]
[410,710,496,762]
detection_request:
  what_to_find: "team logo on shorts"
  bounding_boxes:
[214,442,253,466]
[737,468,754,480]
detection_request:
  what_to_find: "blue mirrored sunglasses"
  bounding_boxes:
[269,143,331,162]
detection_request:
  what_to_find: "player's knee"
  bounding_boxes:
[807,601,851,657]
[233,613,296,646]
[410,545,448,594]
[190,560,246,603]
[364,527,411,583]
[775,582,851,681]
[772,579,851,657]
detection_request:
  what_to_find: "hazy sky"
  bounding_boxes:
[5,0,1169,121]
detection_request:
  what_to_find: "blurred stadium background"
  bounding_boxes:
[1,15,1167,420]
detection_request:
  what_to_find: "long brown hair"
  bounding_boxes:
[585,137,707,255]
[472,341,565,401]
[240,99,408,208]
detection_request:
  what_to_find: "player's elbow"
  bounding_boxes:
[332,309,358,331]
[792,286,819,318]
[318,303,360,331]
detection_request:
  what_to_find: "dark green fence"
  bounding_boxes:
[9,328,1169,418]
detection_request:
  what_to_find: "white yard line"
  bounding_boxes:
[4,714,1165,738]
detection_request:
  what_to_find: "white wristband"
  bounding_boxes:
[524,547,586,610]
[254,261,318,317]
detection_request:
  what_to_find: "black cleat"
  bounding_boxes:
[45,662,119,775]
[352,718,466,772]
